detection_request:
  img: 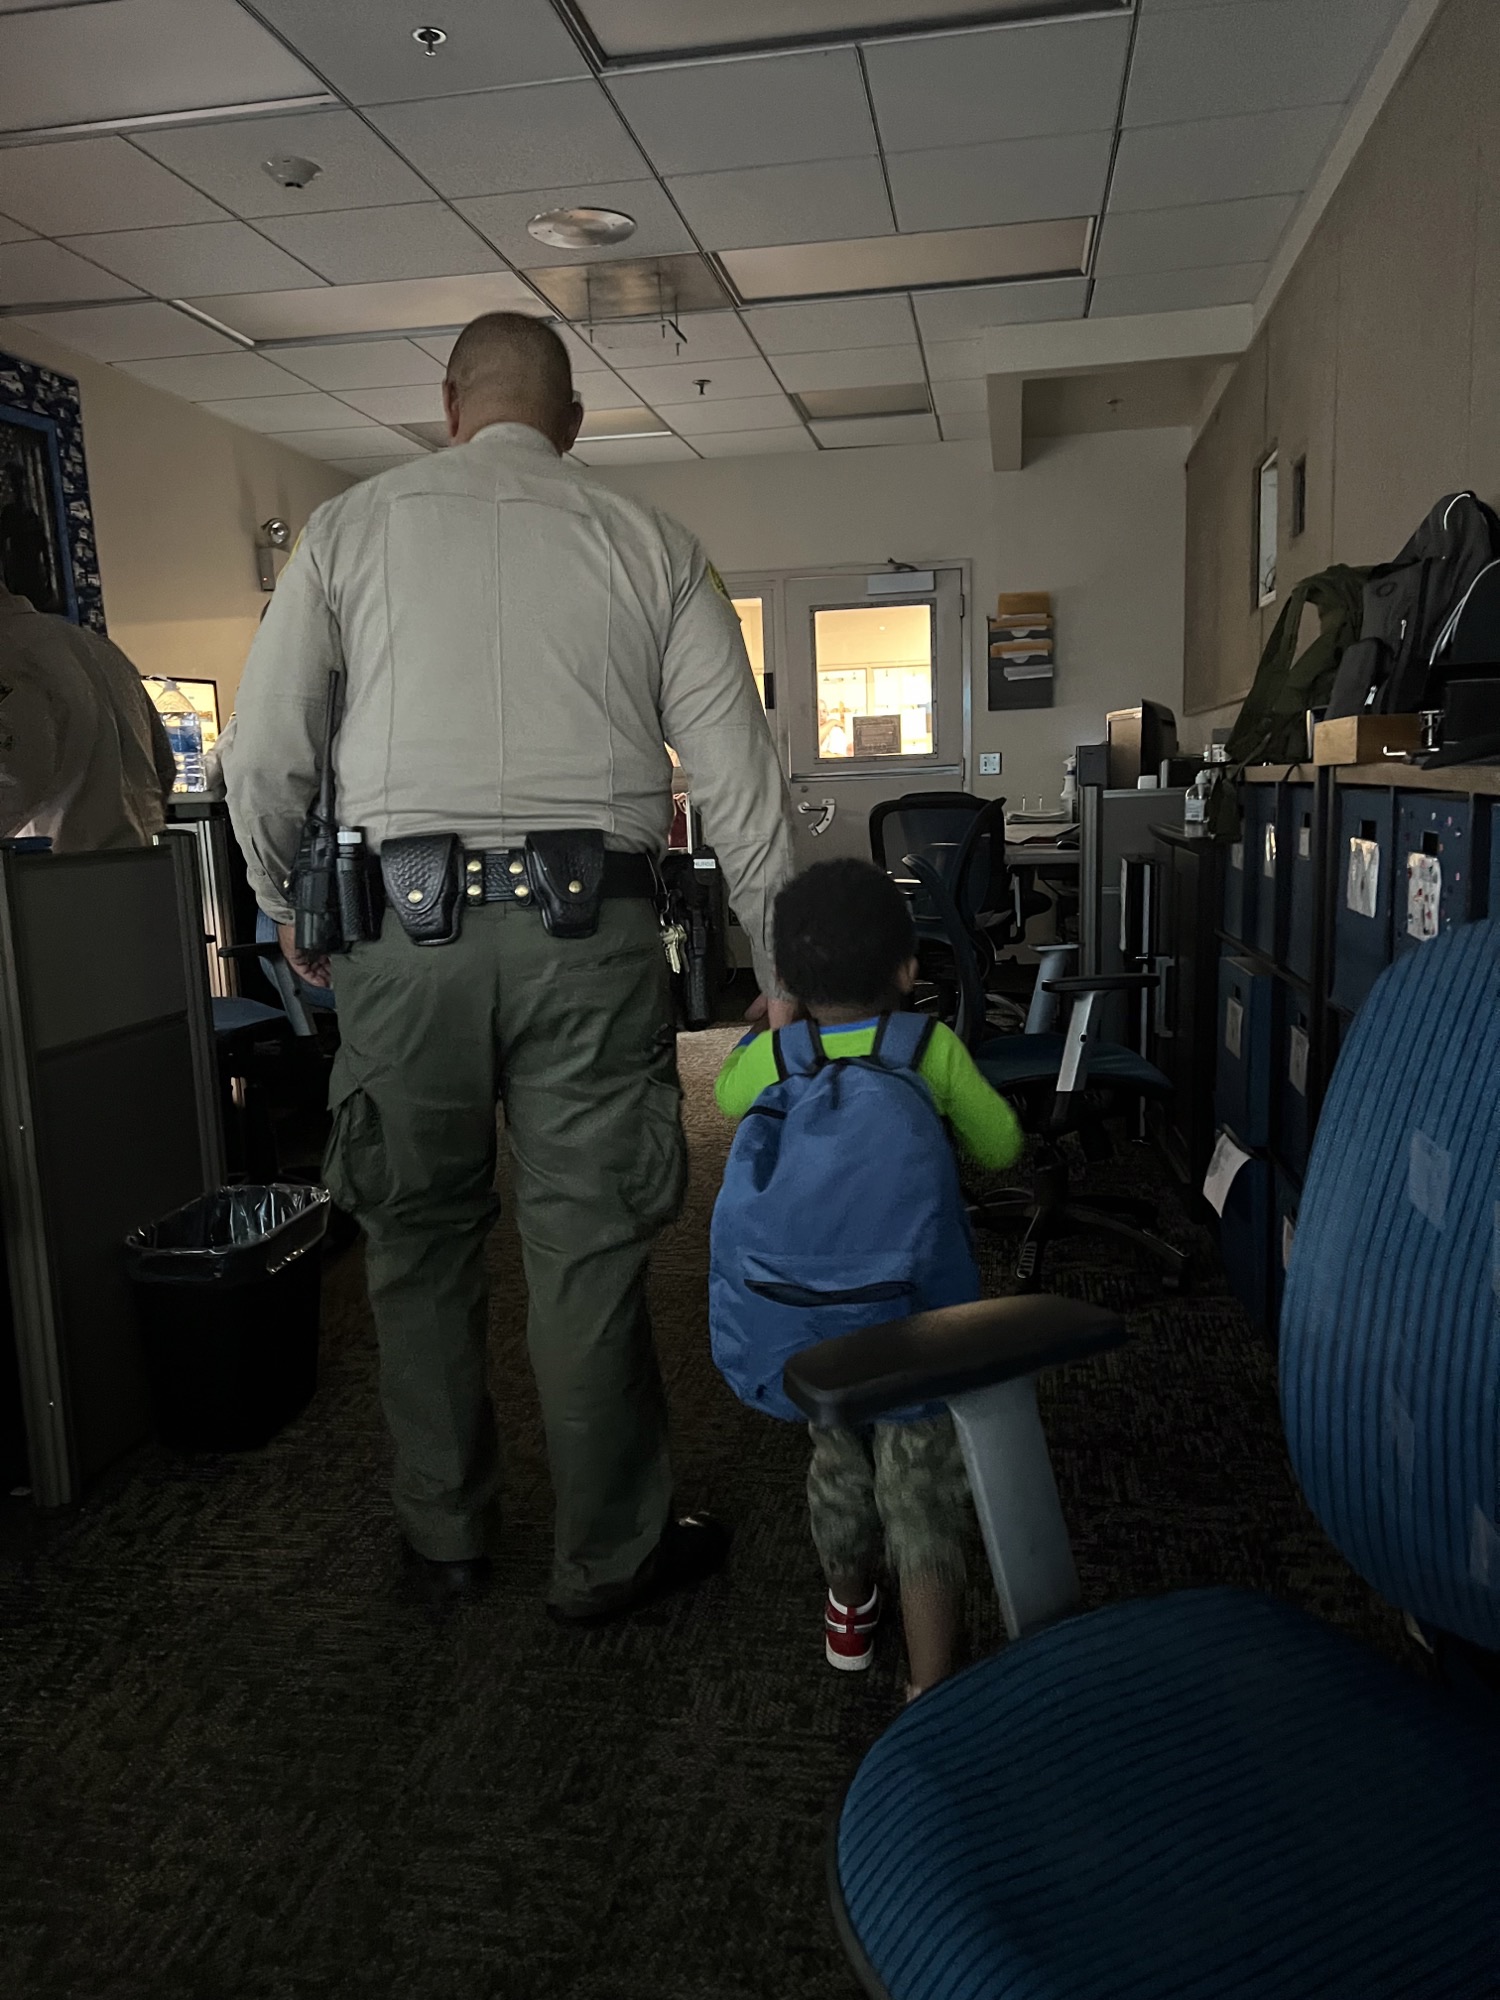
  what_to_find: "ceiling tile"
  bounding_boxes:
[580,311,754,366]
[255,205,503,285]
[0,138,223,236]
[250,0,589,106]
[1125,0,1405,127]
[932,378,986,416]
[664,394,802,434]
[938,409,989,441]
[772,344,925,393]
[63,222,322,297]
[117,351,309,400]
[336,384,446,424]
[272,340,446,390]
[572,435,698,465]
[414,333,456,364]
[414,324,608,372]
[608,50,876,175]
[616,354,781,402]
[922,337,986,382]
[457,181,693,267]
[1109,103,1342,210]
[331,457,414,478]
[5,300,238,361]
[574,372,646,413]
[912,277,1088,340]
[201,390,369,432]
[810,413,940,449]
[369,83,649,200]
[723,217,1090,301]
[690,427,816,457]
[0,216,34,244]
[1094,194,1297,277]
[668,158,892,252]
[887,131,1113,235]
[0,0,320,137]
[866,14,1131,153]
[0,240,141,306]
[1090,262,1266,318]
[742,296,915,355]
[136,110,433,219]
[184,273,542,341]
[269,425,423,458]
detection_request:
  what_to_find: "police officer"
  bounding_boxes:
[224,313,795,1620]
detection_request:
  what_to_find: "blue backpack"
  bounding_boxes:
[709,1013,981,1424]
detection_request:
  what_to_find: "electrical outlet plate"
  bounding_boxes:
[979,752,1001,777]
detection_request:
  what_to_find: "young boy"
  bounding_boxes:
[710,859,1023,1700]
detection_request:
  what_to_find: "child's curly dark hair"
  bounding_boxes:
[772,859,917,1012]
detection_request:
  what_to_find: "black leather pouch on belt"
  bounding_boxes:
[380,833,462,945]
[525,829,606,938]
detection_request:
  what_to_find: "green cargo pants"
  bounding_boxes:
[323,896,686,1612]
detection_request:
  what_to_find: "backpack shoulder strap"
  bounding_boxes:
[772,1019,826,1078]
[868,1010,937,1072]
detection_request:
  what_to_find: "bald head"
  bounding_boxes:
[442,312,583,453]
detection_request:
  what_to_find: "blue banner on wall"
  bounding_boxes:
[0,346,106,634]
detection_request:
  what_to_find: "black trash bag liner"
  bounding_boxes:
[126,1183,330,1285]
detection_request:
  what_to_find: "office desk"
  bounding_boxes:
[1005,843,1080,869]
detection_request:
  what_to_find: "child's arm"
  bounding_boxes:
[714,1030,780,1118]
[920,1024,1025,1170]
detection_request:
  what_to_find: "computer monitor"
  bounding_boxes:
[1106,702,1178,789]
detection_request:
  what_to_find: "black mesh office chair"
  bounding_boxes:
[894,856,1185,1290]
[871,793,1047,1025]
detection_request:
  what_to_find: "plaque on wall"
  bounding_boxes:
[852,713,903,756]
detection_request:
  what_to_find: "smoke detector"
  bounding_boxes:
[262,154,321,190]
[527,206,637,250]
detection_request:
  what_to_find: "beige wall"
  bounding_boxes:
[594,425,1189,808]
[1,320,348,715]
[1185,0,1500,714]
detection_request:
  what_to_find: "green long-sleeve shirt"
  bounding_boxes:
[715,1017,1024,1170]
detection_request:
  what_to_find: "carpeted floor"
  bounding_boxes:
[0,1031,1416,2000]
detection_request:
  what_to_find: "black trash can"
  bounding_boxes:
[126,1184,330,1451]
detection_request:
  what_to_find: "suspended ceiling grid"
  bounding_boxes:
[0,0,1408,475]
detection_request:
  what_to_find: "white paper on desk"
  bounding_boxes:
[1203,1131,1252,1217]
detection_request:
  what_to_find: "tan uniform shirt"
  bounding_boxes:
[0,591,176,852]
[223,423,795,991]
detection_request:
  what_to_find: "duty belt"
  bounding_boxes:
[461,846,657,908]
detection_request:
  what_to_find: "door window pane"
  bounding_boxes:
[813,603,934,759]
[733,595,768,709]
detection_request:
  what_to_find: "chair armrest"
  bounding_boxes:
[1042,972,1158,995]
[782,1295,1128,1428]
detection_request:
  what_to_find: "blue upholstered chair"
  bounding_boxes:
[785,918,1500,1999]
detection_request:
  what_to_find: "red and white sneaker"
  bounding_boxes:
[825,1586,882,1671]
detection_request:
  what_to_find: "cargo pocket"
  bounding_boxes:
[322,1070,392,1216]
[620,1076,688,1233]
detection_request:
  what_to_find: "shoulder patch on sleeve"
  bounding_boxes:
[707,562,731,600]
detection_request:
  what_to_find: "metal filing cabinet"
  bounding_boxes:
[1284,784,1317,980]
[1331,787,1397,1013]
[1215,951,1274,1150]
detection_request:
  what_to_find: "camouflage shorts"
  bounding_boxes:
[806,1415,971,1590]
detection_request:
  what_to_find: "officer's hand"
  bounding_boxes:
[746,991,801,1031]
[278,921,333,990]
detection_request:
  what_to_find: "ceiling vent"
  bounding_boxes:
[559,0,1126,64]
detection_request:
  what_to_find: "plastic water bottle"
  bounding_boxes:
[155,678,205,793]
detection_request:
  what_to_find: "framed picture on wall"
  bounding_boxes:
[0,405,75,620]
[0,346,105,633]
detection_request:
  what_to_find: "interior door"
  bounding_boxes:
[781,569,966,870]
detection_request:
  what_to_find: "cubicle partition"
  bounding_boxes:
[0,842,223,1507]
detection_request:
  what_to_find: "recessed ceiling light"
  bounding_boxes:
[262,155,321,190]
[528,207,637,251]
[794,383,931,422]
[722,218,1092,304]
[577,405,671,440]
[526,254,731,322]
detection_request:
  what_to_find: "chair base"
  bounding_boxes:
[974,1181,1187,1293]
